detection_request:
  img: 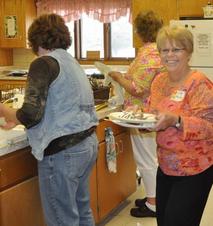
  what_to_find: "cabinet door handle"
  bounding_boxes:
[115,142,119,155]
[118,140,123,153]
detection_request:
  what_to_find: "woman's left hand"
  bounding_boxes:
[154,113,179,131]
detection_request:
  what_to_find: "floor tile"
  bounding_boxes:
[105,215,133,226]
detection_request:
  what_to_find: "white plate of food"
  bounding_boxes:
[109,112,156,123]
[108,112,157,129]
[110,119,156,129]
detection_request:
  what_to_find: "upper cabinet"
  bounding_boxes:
[0,0,36,48]
[0,49,13,66]
[132,0,178,48]
[178,0,207,17]
[132,0,209,48]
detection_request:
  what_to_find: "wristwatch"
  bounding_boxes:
[175,116,181,128]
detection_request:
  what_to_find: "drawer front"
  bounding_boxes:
[0,147,37,191]
[96,120,127,143]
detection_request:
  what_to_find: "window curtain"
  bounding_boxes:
[36,0,131,23]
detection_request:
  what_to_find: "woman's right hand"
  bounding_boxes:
[0,103,18,130]
[154,113,179,131]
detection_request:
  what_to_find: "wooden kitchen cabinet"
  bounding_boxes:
[0,0,36,48]
[178,0,207,17]
[90,119,136,223]
[132,0,209,48]
[0,148,37,190]
[0,148,45,226]
[0,177,46,226]
[96,131,136,220]
[95,120,136,222]
[0,78,26,91]
[0,49,13,66]
[132,0,178,48]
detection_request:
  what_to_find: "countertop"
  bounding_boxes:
[0,75,27,80]
[0,68,28,80]
[0,105,121,157]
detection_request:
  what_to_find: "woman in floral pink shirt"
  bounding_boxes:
[148,25,213,226]
[124,42,163,108]
[108,10,164,218]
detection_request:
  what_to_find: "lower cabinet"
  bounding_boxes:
[90,120,136,223]
[96,132,136,220]
[0,177,46,226]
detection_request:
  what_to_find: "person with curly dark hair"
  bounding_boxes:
[0,13,98,226]
[108,10,164,218]
[134,10,163,43]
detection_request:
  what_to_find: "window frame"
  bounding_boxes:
[73,18,135,64]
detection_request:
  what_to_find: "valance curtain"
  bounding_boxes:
[36,0,131,23]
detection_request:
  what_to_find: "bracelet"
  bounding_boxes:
[175,116,181,128]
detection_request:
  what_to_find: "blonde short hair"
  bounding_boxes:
[156,25,193,54]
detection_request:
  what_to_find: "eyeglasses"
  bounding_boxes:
[160,48,185,55]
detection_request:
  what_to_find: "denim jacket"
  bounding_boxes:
[27,49,98,160]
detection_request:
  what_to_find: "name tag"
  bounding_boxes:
[170,90,186,101]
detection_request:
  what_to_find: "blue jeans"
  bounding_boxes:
[38,133,98,226]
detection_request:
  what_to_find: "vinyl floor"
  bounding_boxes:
[103,182,213,226]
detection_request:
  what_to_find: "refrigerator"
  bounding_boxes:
[170,19,213,81]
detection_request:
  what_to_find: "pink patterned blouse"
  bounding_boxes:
[148,71,213,176]
[123,42,163,110]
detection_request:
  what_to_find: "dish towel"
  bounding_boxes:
[105,127,117,173]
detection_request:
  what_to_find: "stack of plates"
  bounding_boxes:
[108,112,157,128]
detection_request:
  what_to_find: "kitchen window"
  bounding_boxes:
[66,13,135,61]
[110,14,135,58]
[81,14,104,58]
